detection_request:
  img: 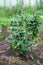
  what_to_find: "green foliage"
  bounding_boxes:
[0,7,14,18]
[5,14,40,55]
[37,10,43,15]
[24,6,35,14]
[0,17,11,27]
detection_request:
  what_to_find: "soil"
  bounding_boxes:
[0,40,36,65]
[2,26,9,39]
[0,27,43,65]
[31,43,43,64]
[0,41,43,65]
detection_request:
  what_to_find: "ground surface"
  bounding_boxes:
[0,40,36,65]
[0,40,43,65]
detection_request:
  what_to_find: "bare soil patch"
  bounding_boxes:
[0,40,43,65]
[0,40,36,65]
